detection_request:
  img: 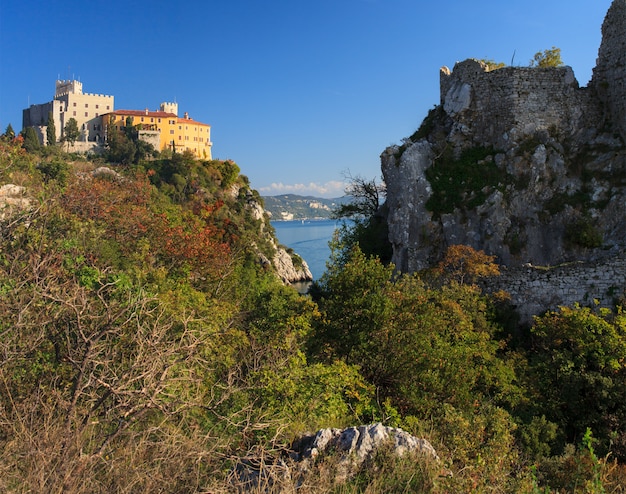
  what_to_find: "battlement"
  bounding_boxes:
[82,93,114,99]
[159,102,178,116]
[55,79,82,97]
[54,80,113,100]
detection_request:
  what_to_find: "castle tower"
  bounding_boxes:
[55,80,83,97]
[591,0,626,140]
[159,102,178,116]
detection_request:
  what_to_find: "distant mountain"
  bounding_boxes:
[262,194,350,220]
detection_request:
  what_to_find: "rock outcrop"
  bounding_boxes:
[231,424,440,490]
[381,0,626,320]
[292,423,439,465]
[0,184,31,221]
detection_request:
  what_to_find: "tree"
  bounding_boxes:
[436,244,500,285]
[530,47,564,68]
[20,126,41,152]
[3,123,15,139]
[333,173,385,220]
[62,117,80,149]
[46,111,56,146]
[527,305,626,459]
[331,174,392,262]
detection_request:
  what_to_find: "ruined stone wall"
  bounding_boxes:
[485,254,626,325]
[440,60,599,148]
[591,0,626,141]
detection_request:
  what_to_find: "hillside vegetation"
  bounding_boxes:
[2,135,626,492]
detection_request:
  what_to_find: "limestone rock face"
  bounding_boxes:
[271,242,313,284]
[592,0,626,142]
[245,193,313,284]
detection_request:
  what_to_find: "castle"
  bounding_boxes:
[22,81,212,159]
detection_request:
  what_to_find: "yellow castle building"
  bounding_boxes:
[103,102,212,159]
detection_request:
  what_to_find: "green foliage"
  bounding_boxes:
[46,111,56,146]
[312,246,520,418]
[37,158,69,185]
[4,123,15,139]
[331,174,392,261]
[62,117,80,147]
[340,443,440,493]
[425,146,509,217]
[105,122,155,165]
[478,58,507,71]
[565,215,603,248]
[21,126,41,152]
[408,106,441,143]
[332,174,384,220]
[527,304,626,459]
[530,46,564,68]
[534,430,613,493]
[4,144,626,491]
[216,159,240,188]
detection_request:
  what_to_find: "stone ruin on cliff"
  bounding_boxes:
[381,0,626,324]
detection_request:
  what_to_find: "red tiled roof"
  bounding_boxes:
[177,116,210,127]
[106,110,177,118]
[102,110,210,127]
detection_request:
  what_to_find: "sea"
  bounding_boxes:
[271,219,342,281]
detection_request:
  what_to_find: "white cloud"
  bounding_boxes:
[257,181,347,198]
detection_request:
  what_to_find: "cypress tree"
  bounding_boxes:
[21,127,41,152]
[46,111,56,146]
[4,123,15,139]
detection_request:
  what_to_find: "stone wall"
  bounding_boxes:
[440,60,601,149]
[485,254,626,325]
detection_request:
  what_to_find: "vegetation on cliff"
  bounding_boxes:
[2,134,626,492]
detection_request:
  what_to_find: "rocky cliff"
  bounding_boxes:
[381,0,626,320]
[231,184,314,284]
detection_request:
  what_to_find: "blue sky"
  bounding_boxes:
[0,0,613,197]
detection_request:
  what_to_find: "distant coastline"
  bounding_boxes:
[262,194,349,221]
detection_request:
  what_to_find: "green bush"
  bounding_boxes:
[565,216,603,248]
[425,146,508,217]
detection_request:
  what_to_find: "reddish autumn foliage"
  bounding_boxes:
[62,171,231,282]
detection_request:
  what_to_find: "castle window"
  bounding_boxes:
[73,102,76,107]
[96,104,99,109]
[106,105,110,110]
[73,111,76,116]
[85,104,88,108]
[85,112,88,117]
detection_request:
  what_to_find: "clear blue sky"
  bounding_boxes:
[0,0,613,197]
